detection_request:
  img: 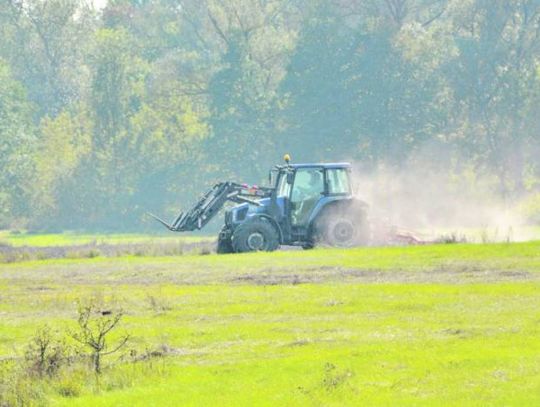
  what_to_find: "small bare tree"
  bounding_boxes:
[24,326,66,377]
[71,300,129,374]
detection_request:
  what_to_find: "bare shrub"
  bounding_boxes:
[24,326,68,378]
[71,299,129,374]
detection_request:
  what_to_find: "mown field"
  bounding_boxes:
[0,231,214,247]
[1,238,540,406]
[0,231,215,263]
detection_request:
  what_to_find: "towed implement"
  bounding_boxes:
[150,156,370,253]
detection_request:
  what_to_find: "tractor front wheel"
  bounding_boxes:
[217,226,234,254]
[232,219,279,253]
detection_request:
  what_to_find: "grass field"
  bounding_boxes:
[0,231,215,263]
[1,240,540,405]
[0,231,212,247]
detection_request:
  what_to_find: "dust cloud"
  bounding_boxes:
[351,154,539,243]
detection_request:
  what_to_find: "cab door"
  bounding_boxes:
[290,168,325,228]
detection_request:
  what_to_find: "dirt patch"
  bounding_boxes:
[229,267,538,285]
[233,274,314,285]
[26,286,54,291]
[497,271,532,280]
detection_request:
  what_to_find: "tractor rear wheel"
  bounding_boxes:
[314,205,370,248]
[321,217,369,247]
[232,219,279,253]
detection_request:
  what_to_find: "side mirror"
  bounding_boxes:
[286,172,294,185]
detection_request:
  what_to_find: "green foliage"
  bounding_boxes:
[0,61,35,228]
[279,5,360,161]
[0,0,539,230]
[31,111,92,229]
[0,0,96,116]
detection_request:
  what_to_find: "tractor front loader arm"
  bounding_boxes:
[148,182,272,232]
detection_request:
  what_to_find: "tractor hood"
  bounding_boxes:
[226,198,272,226]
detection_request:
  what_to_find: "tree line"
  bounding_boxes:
[1,0,539,231]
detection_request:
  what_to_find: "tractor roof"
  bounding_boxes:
[289,162,351,169]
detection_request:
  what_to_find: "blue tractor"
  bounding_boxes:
[150,156,370,253]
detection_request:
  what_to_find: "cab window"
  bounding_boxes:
[291,169,324,203]
[327,168,351,195]
[290,168,324,227]
[277,173,291,198]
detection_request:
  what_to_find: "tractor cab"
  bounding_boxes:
[269,163,355,243]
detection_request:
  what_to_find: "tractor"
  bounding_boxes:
[150,155,370,253]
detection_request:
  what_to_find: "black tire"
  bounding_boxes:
[217,226,234,254]
[231,219,280,253]
[314,204,370,248]
[321,216,369,247]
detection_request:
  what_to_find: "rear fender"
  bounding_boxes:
[307,197,352,226]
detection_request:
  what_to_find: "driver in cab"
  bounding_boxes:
[292,169,324,226]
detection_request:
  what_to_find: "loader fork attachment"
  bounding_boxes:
[148,182,272,232]
[147,212,185,231]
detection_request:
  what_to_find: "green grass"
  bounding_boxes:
[1,241,540,405]
[0,231,212,247]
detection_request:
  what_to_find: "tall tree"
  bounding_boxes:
[0,0,96,117]
[448,0,540,198]
[0,62,35,228]
[279,2,359,162]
